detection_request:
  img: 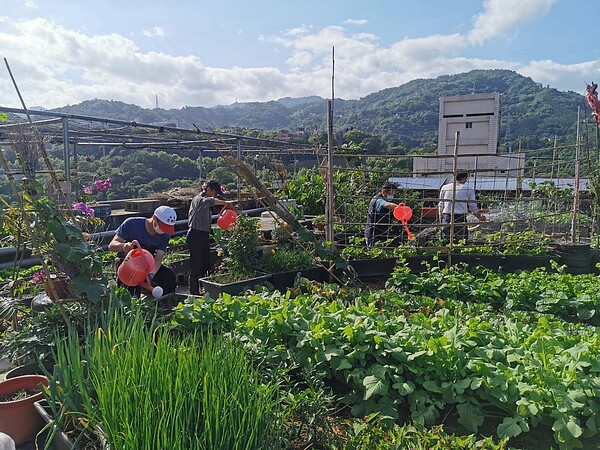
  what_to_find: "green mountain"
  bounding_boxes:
[53,69,587,149]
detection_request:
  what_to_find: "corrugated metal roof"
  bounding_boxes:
[389,177,590,192]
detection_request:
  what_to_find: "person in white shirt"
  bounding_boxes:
[438,172,486,243]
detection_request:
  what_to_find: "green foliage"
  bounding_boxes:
[219,214,260,279]
[280,168,325,215]
[46,309,283,450]
[172,269,600,448]
[55,69,582,153]
[340,236,394,260]
[457,230,552,256]
[329,420,508,450]
[0,301,81,363]
[259,248,314,272]
[30,184,107,301]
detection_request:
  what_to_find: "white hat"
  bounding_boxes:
[153,205,177,235]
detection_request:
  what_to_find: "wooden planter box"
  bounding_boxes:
[200,273,272,299]
[270,267,326,292]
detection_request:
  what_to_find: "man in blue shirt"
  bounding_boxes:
[109,205,178,296]
[364,182,400,249]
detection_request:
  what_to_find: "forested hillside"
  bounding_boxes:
[54,69,587,150]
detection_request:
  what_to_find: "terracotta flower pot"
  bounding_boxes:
[0,375,49,445]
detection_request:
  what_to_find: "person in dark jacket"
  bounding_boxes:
[364,182,399,249]
[187,180,235,295]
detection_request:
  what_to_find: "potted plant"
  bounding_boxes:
[0,374,48,445]
[312,214,326,232]
[259,248,324,291]
[200,214,271,298]
[4,359,54,380]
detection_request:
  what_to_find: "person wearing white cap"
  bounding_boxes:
[187,180,235,295]
[108,205,178,296]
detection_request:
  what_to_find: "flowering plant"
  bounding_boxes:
[218,214,260,280]
[31,269,46,285]
[73,202,95,217]
[83,177,112,195]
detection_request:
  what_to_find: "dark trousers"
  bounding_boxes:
[441,213,468,243]
[117,263,177,297]
[187,228,211,295]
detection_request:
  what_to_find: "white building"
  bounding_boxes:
[413,92,525,178]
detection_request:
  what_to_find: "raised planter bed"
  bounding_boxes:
[555,243,593,274]
[34,399,77,450]
[500,255,557,272]
[448,254,557,273]
[403,255,445,273]
[270,267,327,292]
[34,399,109,450]
[450,254,505,271]
[337,257,398,280]
[200,273,272,299]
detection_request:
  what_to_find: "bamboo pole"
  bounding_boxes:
[571,108,581,243]
[448,131,460,266]
[3,58,70,209]
[0,149,70,326]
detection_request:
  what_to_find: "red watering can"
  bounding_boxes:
[393,203,414,240]
[217,208,238,230]
[117,240,162,297]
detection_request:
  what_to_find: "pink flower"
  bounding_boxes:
[32,269,46,284]
[84,186,94,195]
[73,202,95,217]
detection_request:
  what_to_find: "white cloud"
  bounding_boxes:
[23,0,37,8]
[0,0,597,111]
[520,59,600,92]
[468,0,557,45]
[142,27,165,38]
[344,19,368,26]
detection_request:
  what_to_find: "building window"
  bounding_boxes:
[465,122,473,129]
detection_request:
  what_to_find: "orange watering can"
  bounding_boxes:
[393,203,414,240]
[117,240,163,297]
[217,208,238,230]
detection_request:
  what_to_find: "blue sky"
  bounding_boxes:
[0,0,598,110]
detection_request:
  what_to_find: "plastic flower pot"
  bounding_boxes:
[4,360,54,380]
[0,375,49,445]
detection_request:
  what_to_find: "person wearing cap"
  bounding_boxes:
[108,205,178,296]
[364,181,400,249]
[438,172,486,243]
[187,180,235,295]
